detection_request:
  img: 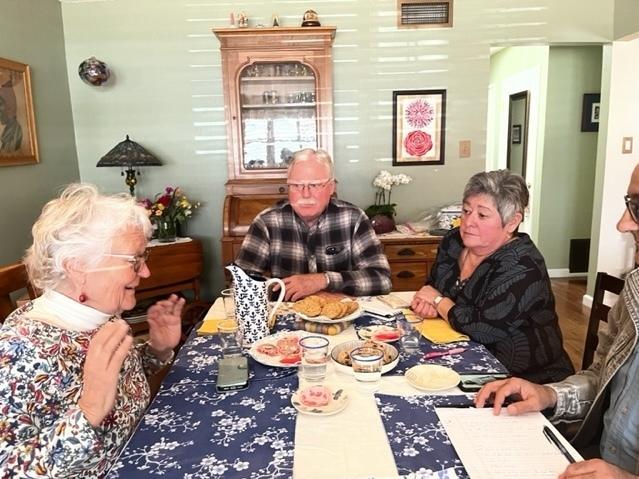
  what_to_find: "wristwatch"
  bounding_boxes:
[433,295,444,307]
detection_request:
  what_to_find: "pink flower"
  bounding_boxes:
[404,130,433,157]
[405,99,434,129]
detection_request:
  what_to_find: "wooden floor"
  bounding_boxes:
[551,277,589,370]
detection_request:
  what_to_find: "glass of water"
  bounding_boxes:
[217,319,243,357]
[350,346,384,391]
[299,335,329,382]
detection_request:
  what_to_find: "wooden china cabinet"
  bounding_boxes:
[215,26,336,265]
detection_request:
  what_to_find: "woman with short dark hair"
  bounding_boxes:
[412,170,573,383]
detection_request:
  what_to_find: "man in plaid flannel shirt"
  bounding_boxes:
[235,149,392,301]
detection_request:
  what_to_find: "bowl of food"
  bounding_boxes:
[330,339,399,375]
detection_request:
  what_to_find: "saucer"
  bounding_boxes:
[291,387,349,416]
[405,364,460,392]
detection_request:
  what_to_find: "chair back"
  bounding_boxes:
[0,262,38,322]
[582,272,625,369]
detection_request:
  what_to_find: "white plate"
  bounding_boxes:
[357,325,401,343]
[405,364,460,392]
[291,387,349,416]
[296,304,362,324]
[248,330,309,368]
[330,339,399,375]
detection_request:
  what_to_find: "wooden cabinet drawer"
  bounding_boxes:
[389,261,430,292]
[384,243,439,261]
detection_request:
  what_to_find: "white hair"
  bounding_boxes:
[288,148,335,178]
[24,183,152,290]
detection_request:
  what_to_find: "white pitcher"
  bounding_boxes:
[225,264,286,345]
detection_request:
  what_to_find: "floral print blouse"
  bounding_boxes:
[0,301,167,478]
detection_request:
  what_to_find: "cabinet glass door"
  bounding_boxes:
[240,61,317,170]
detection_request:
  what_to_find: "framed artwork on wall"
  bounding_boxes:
[581,93,600,132]
[511,124,522,144]
[392,89,446,166]
[0,57,39,166]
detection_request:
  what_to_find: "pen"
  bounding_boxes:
[543,425,576,463]
[424,347,466,359]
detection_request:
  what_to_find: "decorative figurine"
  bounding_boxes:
[301,9,321,27]
[237,11,248,28]
[78,57,111,86]
[272,14,280,27]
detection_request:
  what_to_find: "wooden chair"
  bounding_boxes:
[582,272,625,369]
[0,262,38,322]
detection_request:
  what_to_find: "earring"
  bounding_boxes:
[79,293,87,303]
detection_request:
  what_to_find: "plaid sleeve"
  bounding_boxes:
[234,215,273,275]
[326,213,391,296]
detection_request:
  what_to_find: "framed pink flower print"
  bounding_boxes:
[392,89,446,166]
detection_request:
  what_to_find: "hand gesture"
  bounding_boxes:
[79,320,133,427]
[558,459,636,478]
[283,273,327,301]
[411,285,440,318]
[147,294,185,360]
[474,376,557,416]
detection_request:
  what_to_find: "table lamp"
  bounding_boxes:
[96,135,162,196]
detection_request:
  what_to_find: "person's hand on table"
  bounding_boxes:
[147,294,185,361]
[411,285,440,318]
[558,459,637,479]
[474,377,557,415]
[282,273,327,301]
[79,319,133,427]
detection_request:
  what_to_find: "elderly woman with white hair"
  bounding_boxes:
[0,184,184,478]
[411,170,573,383]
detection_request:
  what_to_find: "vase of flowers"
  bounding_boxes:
[142,186,201,243]
[365,170,412,234]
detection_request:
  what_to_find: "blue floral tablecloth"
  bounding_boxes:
[375,393,475,478]
[354,314,509,376]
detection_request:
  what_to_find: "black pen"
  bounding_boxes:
[543,425,576,463]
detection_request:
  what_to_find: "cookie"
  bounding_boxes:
[321,301,344,319]
[293,299,322,317]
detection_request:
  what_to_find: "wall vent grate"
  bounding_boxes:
[398,0,453,28]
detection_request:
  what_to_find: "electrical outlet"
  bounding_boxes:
[622,137,633,154]
[459,140,471,158]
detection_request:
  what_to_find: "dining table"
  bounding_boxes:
[107,296,509,479]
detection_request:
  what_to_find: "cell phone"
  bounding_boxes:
[216,355,249,392]
[458,373,509,392]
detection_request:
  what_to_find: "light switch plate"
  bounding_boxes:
[459,140,471,158]
[622,137,633,154]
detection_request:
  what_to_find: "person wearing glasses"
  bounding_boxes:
[411,170,573,384]
[476,163,639,478]
[0,184,184,477]
[235,148,391,301]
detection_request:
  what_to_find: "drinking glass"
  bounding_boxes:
[350,346,384,392]
[299,336,329,382]
[397,313,423,353]
[221,288,235,320]
[217,319,243,357]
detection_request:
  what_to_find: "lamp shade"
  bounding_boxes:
[97,135,162,168]
[97,135,162,196]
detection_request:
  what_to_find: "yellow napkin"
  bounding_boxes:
[403,309,469,344]
[197,297,226,335]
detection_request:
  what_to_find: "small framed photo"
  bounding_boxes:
[511,124,522,144]
[581,93,600,132]
[0,57,38,166]
[392,89,446,166]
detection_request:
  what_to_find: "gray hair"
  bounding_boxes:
[463,170,528,225]
[24,183,152,290]
[288,148,335,179]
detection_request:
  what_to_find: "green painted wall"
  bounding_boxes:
[614,0,639,39]
[538,46,602,269]
[57,0,615,297]
[0,0,79,265]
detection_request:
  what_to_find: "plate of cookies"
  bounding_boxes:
[330,339,399,375]
[292,295,361,324]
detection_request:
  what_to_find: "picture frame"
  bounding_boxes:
[581,93,600,132]
[511,124,522,144]
[392,89,446,166]
[0,57,39,166]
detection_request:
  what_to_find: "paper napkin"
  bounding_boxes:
[196,297,226,335]
[414,315,469,344]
